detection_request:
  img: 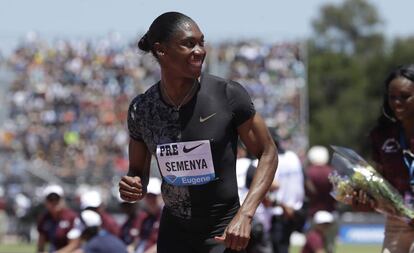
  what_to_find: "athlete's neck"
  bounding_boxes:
[160,74,199,108]
[160,75,196,99]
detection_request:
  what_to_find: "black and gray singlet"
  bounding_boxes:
[127,73,255,250]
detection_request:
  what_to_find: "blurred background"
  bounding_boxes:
[1,0,414,252]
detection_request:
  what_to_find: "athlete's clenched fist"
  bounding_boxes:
[119,176,145,202]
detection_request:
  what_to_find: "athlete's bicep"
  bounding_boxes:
[128,138,151,179]
[237,113,274,158]
[236,114,277,219]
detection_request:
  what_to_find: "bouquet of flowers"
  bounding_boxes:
[329,146,414,223]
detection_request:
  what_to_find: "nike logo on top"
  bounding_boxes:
[200,113,217,123]
[183,143,204,153]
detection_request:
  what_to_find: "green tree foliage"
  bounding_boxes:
[311,0,384,56]
[308,0,385,155]
[389,37,414,67]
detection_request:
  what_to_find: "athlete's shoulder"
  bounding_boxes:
[368,123,401,158]
[201,73,248,96]
[129,84,158,111]
[202,73,243,85]
[369,122,398,141]
[202,73,227,83]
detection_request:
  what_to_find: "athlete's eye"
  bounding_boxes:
[388,95,397,101]
[183,40,196,48]
[389,94,413,102]
[182,38,204,49]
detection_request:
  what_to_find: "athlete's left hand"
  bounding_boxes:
[214,212,252,251]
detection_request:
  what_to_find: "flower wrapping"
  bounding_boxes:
[329,146,414,223]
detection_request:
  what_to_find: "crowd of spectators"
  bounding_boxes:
[216,41,307,155]
[0,35,307,242]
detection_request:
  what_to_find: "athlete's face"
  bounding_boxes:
[160,21,206,78]
[388,77,414,122]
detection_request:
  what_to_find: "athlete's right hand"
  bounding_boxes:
[119,176,145,202]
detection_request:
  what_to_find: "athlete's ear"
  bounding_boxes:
[154,42,165,57]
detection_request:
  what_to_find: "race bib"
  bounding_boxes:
[156,140,215,186]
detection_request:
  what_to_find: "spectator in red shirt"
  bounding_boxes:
[73,209,127,253]
[79,190,121,237]
[305,146,337,253]
[37,184,77,252]
[305,145,335,217]
[301,210,334,253]
[57,190,121,253]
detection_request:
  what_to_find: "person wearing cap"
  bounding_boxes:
[37,184,77,253]
[56,190,120,253]
[305,146,337,253]
[305,146,336,218]
[79,190,121,237]
[301,210,334,253]
[72,210,127,253]
[120,177,162,253]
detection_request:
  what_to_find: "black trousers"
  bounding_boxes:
[157,208,246,253]
[270,215,294,253]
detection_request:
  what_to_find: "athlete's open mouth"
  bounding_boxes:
[189,58,203,68]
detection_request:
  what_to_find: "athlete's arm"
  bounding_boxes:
[238,113,277,219]
[119,139,152,202]
[215,113,277,250]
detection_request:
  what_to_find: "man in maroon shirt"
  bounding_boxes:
[37,184,77,252]
[80,190,121,237]
[305,146,336,217]
[301,210,334,253]
[57,190,121,253]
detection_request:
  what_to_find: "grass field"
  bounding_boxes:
[0,243,382,253]
[291,244,382,253]
[0,243,36,253]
